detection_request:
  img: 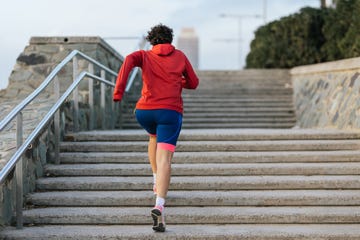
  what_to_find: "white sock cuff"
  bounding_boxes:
[156,196,165,207]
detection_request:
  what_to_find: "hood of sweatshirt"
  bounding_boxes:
[151,43,175,56]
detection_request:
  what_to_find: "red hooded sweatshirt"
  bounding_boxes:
[113,43,199,114]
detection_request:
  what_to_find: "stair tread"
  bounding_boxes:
[122,117,297,123]
[45,162,360,176]
[68,129,360,141]
[182,107,295,112]
[59,150,360,163]
[35,175,360,190]
[28,190,360,206]
[22,206,360,224]
[60,139,360,152]
[3,224,360,239]
[123,123,297,129]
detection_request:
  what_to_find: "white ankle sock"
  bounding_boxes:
[155,196,165,208]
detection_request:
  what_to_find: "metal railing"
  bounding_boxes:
[0,37,149,228]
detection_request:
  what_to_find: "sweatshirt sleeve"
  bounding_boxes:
[182,57,199,89]
[113,51,143,101]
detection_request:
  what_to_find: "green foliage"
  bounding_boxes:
[338,0,360,58]
[246,0,360,68]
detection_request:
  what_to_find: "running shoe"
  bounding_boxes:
[151,205,165,232]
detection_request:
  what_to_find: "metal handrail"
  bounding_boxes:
[0,71,114,185]
[0,70,116,229]
[0,50,118,131]
[0,37,149,229]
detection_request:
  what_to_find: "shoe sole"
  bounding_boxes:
[151,208,165,232]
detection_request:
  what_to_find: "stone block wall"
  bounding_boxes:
[0,128,51,226]
[291,57,360,129]
[1,37,123,104]
[0,37,125,226]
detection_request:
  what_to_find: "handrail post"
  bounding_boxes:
[111,76,116,129]
[88,63,94,130]
[100,70,106,129]
[54,76,60,164]
[16,112,23,229]
[73,56,79,132]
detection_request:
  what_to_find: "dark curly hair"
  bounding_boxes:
[146,24,173,45]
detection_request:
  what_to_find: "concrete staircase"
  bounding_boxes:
[121,70,296,129]
[2,70,360,239]
[3,128,360,239]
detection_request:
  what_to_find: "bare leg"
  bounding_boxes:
[156,147,173,198]
[152,147,171,233]
[148,135,157,173]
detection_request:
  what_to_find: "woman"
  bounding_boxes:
[113,23,199,232]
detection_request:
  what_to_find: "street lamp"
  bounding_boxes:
[219,13,261,69]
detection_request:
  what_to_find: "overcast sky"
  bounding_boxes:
[0,0,320,90]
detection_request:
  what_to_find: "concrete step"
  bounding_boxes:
[60,140,360,152]
[172,118,296,124]
[184,89,293,94]
[184,107,295,112]
[196,69,290,78]
[182,123,295,129]
[122,117,297,124]
[182,93,293,98]
[123,112,296,117]
[59,150,360,164]
[68,129,360,141]
[184,96,294,101]
[196,69,289,76]
[3,224,360,240]
[197,79,291,84]
[182,97,293,103]
[122,121,297,127]
[22,206,360,225]
[122,123,296,129]
[182,112,296,118]
[35,175,360,191]
[182,97,294,103]
[183,102,294,107]
[45,162,360,176]
[187,85,293,89]
[27,190,360,206]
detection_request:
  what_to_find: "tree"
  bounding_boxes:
[246,0,360,69]
[338,0,360,58]
[321,0,360,59]
[246,7,326,68]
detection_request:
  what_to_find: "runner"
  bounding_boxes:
[113,23,199,232]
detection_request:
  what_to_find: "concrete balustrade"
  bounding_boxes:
[291,57,360,129]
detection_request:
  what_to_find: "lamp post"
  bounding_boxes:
[219,13,261,69]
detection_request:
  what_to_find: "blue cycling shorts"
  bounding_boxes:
[135,109,183,152]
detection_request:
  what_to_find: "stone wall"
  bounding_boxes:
[291,57,360,129]
[1,37,123,103]
[0,37,125,226]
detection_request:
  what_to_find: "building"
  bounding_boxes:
[177,28,199,69]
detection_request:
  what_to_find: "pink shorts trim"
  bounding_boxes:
[149,134,157,137]
[157,142,176,152]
